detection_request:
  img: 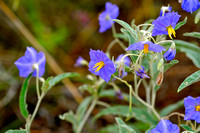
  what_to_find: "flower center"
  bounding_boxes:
[93,61,105,72]
[105,15,110,20]
[195,105,200,111]
[167,26,176,39]
[143,44,149,53]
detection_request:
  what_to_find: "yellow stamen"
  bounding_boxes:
[167,26,176,39]
[195,105,200,111]
[93,61,105,72]
[143,44,149,54]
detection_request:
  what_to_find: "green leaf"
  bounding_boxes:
[175,17,187,30]
[99,90,142,107]
[19,74,31,119]
[159,99,183,117]
[113,19,138,41]
[162,40,200,68]
[76,96,92,122]
[98,124,119,133]
[121,28,136,45]
[183,32,200,39]
[79,84,95,95]
[59,111,78,132]
[164,60,179,72]
[180,124,194,132]
[115,117,136,133]
[42,72,79,93]
[177,70,200,92]
[93,106,157,124]
[195,9,200,24]
[5,130,26,133]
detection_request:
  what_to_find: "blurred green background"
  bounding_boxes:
[0,0,200,132]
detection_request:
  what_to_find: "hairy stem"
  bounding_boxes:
[113,75,161,120]
[77,99,97,133]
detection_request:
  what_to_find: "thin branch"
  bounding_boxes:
[0,1,82,103]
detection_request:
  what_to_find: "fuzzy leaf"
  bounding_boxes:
[180,124,194,132]
[183,32,200,39]
[59,111,78,132]
[5,130,26,133]
[19,74,31,119]
[93,106,157,124]
[159,99,183,116]
[113,19,138,41]
[76,96,92,122]
[115,117,136,133]
[195,9,200,24]
[175,17,187,30]
[178,70,200,92]
[164,60,179,72]
[42,72,79,93]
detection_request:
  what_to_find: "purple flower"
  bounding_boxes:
[160,6,172,16]
[99,2,119,33]
[181,0,200,13]
[163,47,176,61]
[88,49,116,83]
[136,66,149,79]
[115,54,131,66]
[74,56,87,67]
[152,12,181,39]
[14,47,46,78]
[148,119,180,133]
[184,96,200,123]
[126,41,166,54]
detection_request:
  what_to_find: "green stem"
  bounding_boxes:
[96,101,110,108]
[26,93,44,133]
[36,66,40,97]
[143,80,151,105]
[77,99,97,133]
[113,75,161,120]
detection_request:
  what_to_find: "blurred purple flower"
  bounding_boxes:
[14,47,46,78]
[126,41,165,54]
[152,12,181,39]
[184,96,200,123]
[181,0,200,13]
[88,49,116,83]
[115,54,131,66]
[136,66,149,79]
[99,2,119,33]
[148,119,180,133]
[74,56,87,67]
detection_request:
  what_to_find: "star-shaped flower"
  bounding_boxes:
[88,49,116,82]
[126,41,165,54]
[184,96,200,123]
[14,47,46,77]
[99,2,119,33]
[152,12,181,39]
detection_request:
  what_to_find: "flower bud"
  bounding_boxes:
[74,56,88,67]
[163,43,176,61]
[136,66,150,79]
